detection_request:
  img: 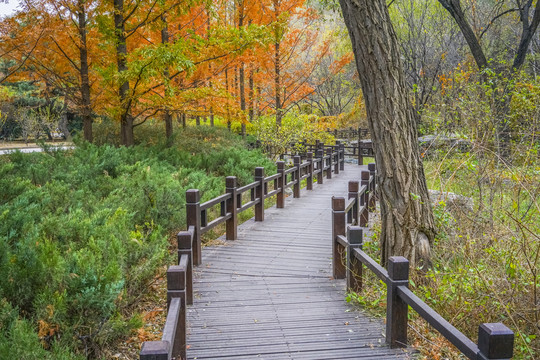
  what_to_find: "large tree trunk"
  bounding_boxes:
[114,0,134,146]
[339,0,436,267]
[78,0,92,143]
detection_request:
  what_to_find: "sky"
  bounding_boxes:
[0,0,20,17]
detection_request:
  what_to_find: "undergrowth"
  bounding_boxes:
[346,144,540,359]
[0,125,274,358]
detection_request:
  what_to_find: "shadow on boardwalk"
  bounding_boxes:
[187,164,413,359]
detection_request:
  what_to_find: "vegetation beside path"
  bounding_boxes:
[0,126,273,359]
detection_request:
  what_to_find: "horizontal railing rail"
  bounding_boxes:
[283,139,374,165]
[140,145,347,360]
[331,171,515,359]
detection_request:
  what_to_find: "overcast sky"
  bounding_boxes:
[0,0,20,17]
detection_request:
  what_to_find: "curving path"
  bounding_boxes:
[186,164,412,359]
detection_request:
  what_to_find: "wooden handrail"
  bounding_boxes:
[140,144,347,360]
[331,171,515,359]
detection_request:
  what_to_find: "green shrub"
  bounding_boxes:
[0,125,274,357]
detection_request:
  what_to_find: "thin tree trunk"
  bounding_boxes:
[78,0,92,142]
[339,0,436,267]
[249,67,254,122]
[162,14,173,139]
[114,0,133,146]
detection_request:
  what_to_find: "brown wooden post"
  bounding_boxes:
[255,167,265,221]
[334,145,340,175]
[477,323,514,360]
[368,163,376,210]
[293,156,301,198]
[338,142,344,171]
[140,341,169,360]
[347,226,363,293]
[225,176,238,240]
[186,189,201,266]
[326,147,332,179]
[316,149,324,184]
[306,152,313,190]
[332,197,346,279]
[177,231,193,305]
[276,162,285,208]
[360,171,370,227]
[386,256,409,348]
[358,128,362,165]
[167,265,187,359]
[348,181,359,224]
[315,139,320,150]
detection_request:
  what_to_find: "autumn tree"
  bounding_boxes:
[339,0,436,266]
[437,0,540,158]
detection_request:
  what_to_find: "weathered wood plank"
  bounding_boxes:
[186,164,413,359]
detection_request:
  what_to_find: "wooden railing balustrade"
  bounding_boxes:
[283,139,374,165]
[140,146,346,360]
[332,170,515,359]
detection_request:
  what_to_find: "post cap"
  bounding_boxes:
[388,256,409,281]
[332,196,345,211]
[226,176,237,188]
[177,231,193,250]
[348,180,360,193]
[347,226,363,245]
[361,171,370,181]
[277,161,285,169]
[368,163,376,172]
[186,189,200,203]
[167,265,186,291]
[255,167,265,177]
[478,323,514,359]
[139,341,169,359]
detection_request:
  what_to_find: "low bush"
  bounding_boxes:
[0,125,274,358]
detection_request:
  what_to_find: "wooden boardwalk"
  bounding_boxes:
[186,164,412,359]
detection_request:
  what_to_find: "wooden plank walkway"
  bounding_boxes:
[186,164,413,359]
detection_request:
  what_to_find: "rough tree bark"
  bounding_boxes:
[78,0,92,143]
[161,13,173,139]
[339,0,436,267]
[114,0,134,146]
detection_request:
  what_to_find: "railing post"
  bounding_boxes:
[167,265,187,359]
[306,152,313,190]
[347,226,363,293]
[358,141,365,166]
[140,341,169,360]
[360,171,370,227]
[276,161,285,208]
[225,176,238,240]
[316,149,324,184]
[340,142,345,171]
[186,189,201,266]
[348,181,359,224]
[477,323,514,360]
[293,156,301,198]
[177,231,193,305]
[386,256,409,348]
[334,145,340,175]
[255,167,265,221]
[332,197,346,279]
[326,147,332,179]
[368,163,376,210]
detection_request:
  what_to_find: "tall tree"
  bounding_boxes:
[437,0,540,158]
[339,0,436,267]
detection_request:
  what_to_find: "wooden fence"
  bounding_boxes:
[283,139,375,165]
[139,145,346,360]
[331,175,515,359]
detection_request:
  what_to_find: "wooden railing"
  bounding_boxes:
[331,172,515,359]
[283,139,375,165]
[140,146,347,360]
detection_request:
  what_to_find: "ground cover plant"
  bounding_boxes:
[0,125,274,358]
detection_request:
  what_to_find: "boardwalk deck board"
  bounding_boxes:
[187,164,413,359]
